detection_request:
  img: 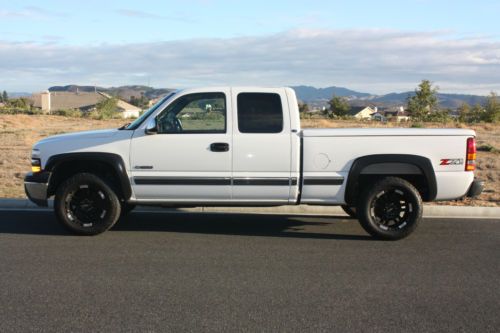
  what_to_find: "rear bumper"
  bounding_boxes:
[466,178,484,198]
[24,172,51,207]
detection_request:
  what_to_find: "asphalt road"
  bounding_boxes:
[0,209,498,332]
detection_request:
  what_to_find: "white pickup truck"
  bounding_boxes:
[25,87,484,239]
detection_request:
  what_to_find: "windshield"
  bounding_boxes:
[123,92,176,130]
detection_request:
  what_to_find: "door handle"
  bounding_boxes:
[210,142,229,152]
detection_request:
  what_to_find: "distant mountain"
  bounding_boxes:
[369,92,488,109]
[6,92,31,98]
[292,85,371,102]
[292,86,488,109]
[49,85,98,93]
[47,84,488,110]
[49,85,175,101]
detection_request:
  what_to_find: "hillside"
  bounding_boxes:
[369,92,488,108]
[291,85,371,101]
[49,85,175,101]
[291,86,488,109]
[45,84,489,109]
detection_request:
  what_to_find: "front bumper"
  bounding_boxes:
[24,172,51,207]
[466,178,484,198]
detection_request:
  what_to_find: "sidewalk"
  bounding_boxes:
[0,198,498,219]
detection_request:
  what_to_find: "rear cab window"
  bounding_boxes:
[237,93,283,133]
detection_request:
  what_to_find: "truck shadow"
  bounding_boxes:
[0,210,372,240]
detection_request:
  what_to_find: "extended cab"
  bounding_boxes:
[25,87,484,239]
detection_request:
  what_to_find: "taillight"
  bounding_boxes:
[465,137,476,171]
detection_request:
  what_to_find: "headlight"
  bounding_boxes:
[32,148,40,158]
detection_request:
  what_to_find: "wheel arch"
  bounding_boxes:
[45,152,132,200]
[344,154,437,205]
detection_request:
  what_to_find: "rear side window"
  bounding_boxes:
[237,93,283,133]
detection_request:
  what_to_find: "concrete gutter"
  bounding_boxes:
[0,199,498,219]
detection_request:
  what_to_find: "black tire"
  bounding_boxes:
[357,177,422,240]
[341,205,357,218]
[54,173,121,235]
[120,203,136,217]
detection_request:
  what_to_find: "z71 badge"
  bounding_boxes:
[440,158,464,166]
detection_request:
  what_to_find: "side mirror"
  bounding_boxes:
[145,118,158,135]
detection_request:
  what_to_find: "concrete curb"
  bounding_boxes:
[0,198,498,219]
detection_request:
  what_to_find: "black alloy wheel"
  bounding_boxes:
[55,173,121,235]
[65,185,111,227]
[357,177,422,240]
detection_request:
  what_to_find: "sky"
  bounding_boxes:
[1,0,499,94]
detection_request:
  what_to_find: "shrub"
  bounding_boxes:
[477,144,498,153]
[52,109,82,118]
[0,108,43,115]
[92,98,120,119]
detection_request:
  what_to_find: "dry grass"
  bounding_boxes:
[0,115,498,206]
[0,115,124,198]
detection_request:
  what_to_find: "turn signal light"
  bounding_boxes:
[31,158,41,173]
[465,137,476,171]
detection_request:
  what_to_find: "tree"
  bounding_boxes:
[95,97,119,119]
[327,95,350,118]
[406,80,438,121]
[129,93,149,109]
[483,92,500,123]
[458,102,471,123]
[1,90,7,103]
[7,97,30,109]
[458,102,484,123]
[470,104,484,123]
[298,102,309,113]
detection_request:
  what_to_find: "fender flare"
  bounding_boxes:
[344,154,437,204]
[45,152,132,200]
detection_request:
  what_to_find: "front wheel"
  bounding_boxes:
[357,177,422,240]
[54,173,121,235]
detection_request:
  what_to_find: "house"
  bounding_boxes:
[371,112,387,122]
[348,106,377,120]
[31,91,141,118]
[381,106,410,122]
[148,97,163,107]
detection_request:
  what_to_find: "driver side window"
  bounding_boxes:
[156,92,226,134]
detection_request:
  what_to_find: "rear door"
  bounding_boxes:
[231,88,293,203]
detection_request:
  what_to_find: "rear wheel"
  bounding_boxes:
[357,177,422,240]
[341,205,357,218]
[54,173,121,235]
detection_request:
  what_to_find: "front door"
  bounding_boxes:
[130,89,232,203]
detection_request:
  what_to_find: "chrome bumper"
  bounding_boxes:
[24,172,50,207]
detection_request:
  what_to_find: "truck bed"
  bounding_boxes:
[301,128,476,137]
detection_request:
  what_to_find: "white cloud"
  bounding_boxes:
[0,6,64,19]
[0,29,499,94]
[115,9,192,22]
